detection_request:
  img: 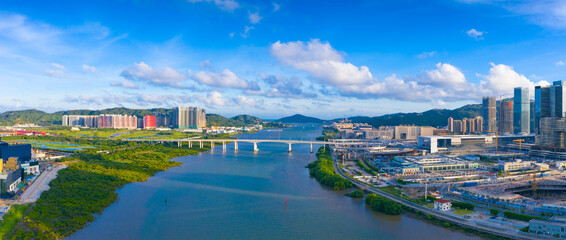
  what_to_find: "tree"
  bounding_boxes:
[490,209,499,216]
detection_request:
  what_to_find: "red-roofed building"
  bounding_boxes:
[434,199,452,211]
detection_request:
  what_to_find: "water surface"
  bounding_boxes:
[70,125,482,240]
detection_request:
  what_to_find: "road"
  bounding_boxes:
[17,164,68,204]
[332,160,550,240]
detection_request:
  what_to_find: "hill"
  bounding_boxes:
[358,104,482,128]
[331,116,371,122]
[230,115,263,125]
[276,114,326,123]
[0,108,267,127]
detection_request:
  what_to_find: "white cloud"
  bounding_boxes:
[273,3,280,12]
[416,51,437,59]
[229,32,235,38]
[556,61,565,66]
[248,11,262,24]
[424,63,468,90]
[201,91,226,106]
[191,69,250,89]
[120,62,187,88]
[82,64,97,73]
[235,95,262,107]
[478,62,549,97]
[466,28,485,40]
[270,39,546,103]
[111,81,139,89]
[187,0,239,12]
[50,62,65,70]
[240,26,254,38]
[199,60,211,69]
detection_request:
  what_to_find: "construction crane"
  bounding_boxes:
[487,131,499,152]
[513,139,525,152]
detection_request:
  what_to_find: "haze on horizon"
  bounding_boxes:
[1,0,565,119]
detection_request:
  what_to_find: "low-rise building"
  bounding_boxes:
[499,159,533,172]
[21,161,39,175]
[434,199,452,211]
[529,217,566,238]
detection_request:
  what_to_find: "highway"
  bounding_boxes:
[17,164,68,204]
[332,160,550,240]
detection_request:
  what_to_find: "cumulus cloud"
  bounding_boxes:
[187,0,239,12]
[271,39,545,102]
[423,63,468,90]
[248,11,262,24]
[273,3,280,11]
[478,63,549,96]
[82,64,96,73]
[120,62,187,88]
[466,28,485,40]
[111,81,139,89]
[556,61,565,66]
[200,91,226,106]
[191,69,251,89]
[235,95,263,107]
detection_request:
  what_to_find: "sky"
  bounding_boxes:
[1,0,565,119]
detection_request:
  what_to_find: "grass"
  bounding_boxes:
[453,209,475,215]
[379,186,404,197]
[0,205,29,238]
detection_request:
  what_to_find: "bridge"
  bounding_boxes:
[122,138,385,153]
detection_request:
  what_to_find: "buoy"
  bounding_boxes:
[285,198,287,206]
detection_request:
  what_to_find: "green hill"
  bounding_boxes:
[276,114,326,123]
[230,115,263,125]
[358,104,482,128]
[0,108,269,127]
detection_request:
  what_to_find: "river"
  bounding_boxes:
[69,124,482,240]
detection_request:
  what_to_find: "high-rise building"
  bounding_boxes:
[513,87,530,134]
[530,100,535,134]
[482,96,497,132]
[143,115,156,129]
[538,117,566,148]
[154,112,170,128]
[172,107,206,129]
[447,117,454,132]
[499,99,514,134]
[62,115,98,127]
[536,81,566,147]
[97,114,137,129]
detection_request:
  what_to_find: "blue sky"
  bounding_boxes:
[1,0,565,119]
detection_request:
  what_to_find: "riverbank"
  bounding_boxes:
[5,136,211,239]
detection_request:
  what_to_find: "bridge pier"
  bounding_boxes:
[234,141,238,152]
[211,141,214,150]
[200,141,203,149]
[178,141,181,147]
[189,141,192,148]
[253,142,258,152]
[310,143,313,153]
[288,143,292,152]
[222,141,226,150]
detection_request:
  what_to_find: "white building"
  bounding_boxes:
[499,159,533,172]
[434,199,452,211]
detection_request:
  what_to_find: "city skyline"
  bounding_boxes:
[2,0,566,119]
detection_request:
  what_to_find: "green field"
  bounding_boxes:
[453,209,475,215]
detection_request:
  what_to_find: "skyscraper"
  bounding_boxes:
[499,99,513,134]
[536,81,566,147]
[172,107,206,129]
[482,96,497,132]
[513,87,530,134]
